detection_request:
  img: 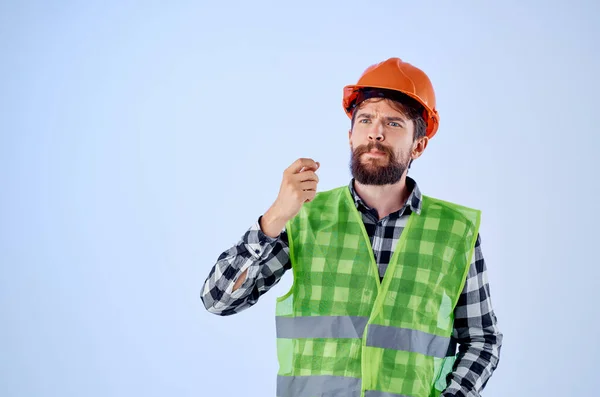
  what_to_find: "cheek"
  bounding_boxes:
[402,142,416,158]
[390,139,413,158]
[350,128,369,144]
[396,135,414,149]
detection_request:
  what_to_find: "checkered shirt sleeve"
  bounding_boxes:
[201,216,290,316]
[440,234,503,397]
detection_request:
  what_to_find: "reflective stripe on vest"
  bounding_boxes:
[366,324,451,359]
[276,316,369,339]
[277,375,361,397]
[364,391,414,397]
[277,316,453,358]
[277,376,415,397]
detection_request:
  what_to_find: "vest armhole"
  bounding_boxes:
[451,208,482,309]
[276,219,295,303]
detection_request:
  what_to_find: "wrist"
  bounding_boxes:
[260,207,287,238]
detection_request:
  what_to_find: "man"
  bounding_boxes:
[201,57,503,397]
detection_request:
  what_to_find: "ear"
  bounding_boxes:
[411,136,429,160]
[348,129,352,147]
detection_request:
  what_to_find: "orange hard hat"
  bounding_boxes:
[343,57,440,139]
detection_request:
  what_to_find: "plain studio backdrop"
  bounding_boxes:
[1,1,598,396]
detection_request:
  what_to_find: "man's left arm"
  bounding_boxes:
[441,233,504,397]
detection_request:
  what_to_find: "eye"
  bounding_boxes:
[388,122,402,127]
[359,118,370,124]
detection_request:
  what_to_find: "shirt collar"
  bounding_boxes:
[348,176,423,216]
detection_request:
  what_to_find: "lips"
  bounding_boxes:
[366,150,386,156]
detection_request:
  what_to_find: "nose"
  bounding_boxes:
[367,122,385,142]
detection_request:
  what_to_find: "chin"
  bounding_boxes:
[363,158,388,166]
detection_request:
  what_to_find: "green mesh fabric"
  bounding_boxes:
[287,187,380,318]
[276,186,480,397]
[372,195,480,334]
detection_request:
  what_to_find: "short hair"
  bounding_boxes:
[350,89,427,141]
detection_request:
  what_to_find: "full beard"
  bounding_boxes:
[350,142,410,186]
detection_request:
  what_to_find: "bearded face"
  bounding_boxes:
[349,140,412,186]
[348,98,418,186]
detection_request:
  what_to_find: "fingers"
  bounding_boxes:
[300,181,318,191]
[295,171,319,183]
[286,158,320,175]
[283,158,320,205]
[303,189,317,203]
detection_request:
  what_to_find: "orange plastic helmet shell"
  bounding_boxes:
[343,57,440,139]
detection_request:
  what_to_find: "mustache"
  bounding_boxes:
[354,142,393,157]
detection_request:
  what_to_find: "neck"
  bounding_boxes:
[353,175,412,220]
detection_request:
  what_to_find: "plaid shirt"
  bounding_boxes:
[201,177,503,397]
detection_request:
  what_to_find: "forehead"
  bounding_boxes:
[355,98,407,118]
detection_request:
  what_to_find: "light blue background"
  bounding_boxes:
[1,1,599,396]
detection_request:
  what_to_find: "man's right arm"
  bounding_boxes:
[200,215,291,316]
[201,157,320,316]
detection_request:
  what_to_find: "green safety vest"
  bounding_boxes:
[275,186,481,397]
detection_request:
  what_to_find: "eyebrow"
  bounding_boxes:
[356,113,407,125]
[384,116,407,125]
[355,112,372,120]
